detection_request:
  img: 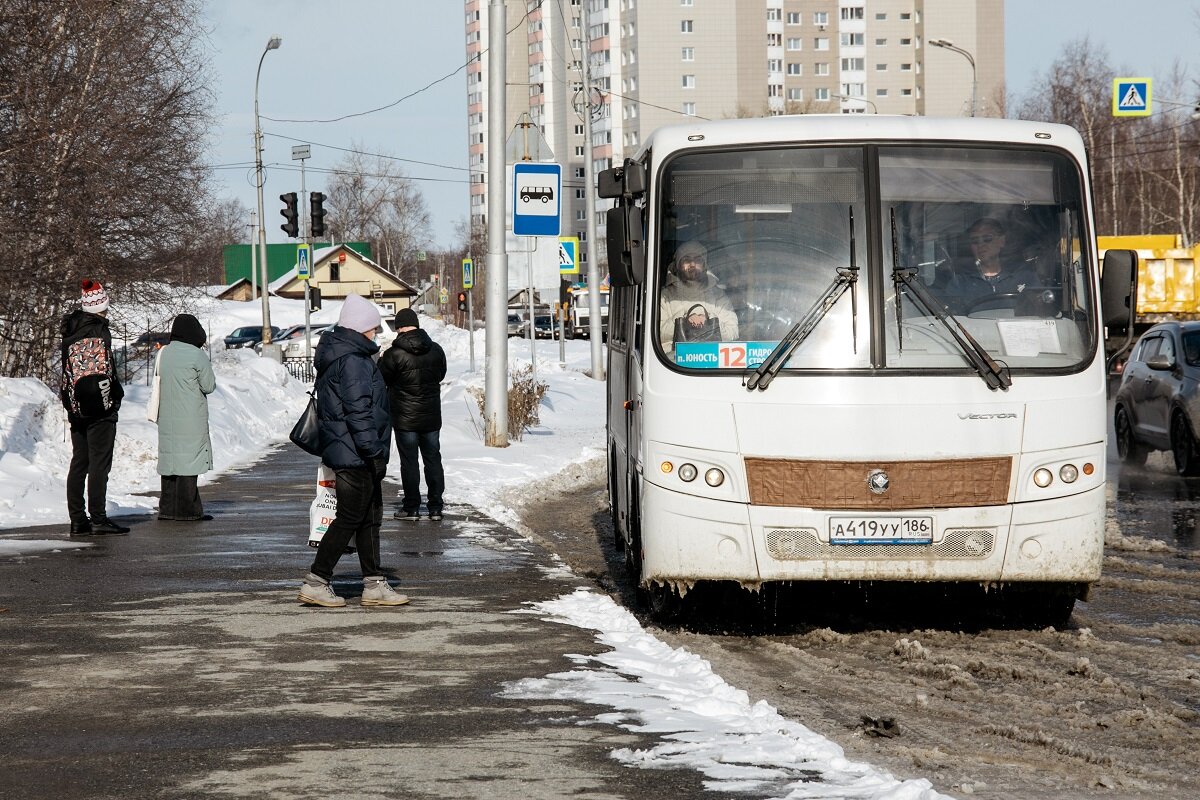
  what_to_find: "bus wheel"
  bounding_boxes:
[608,450,623,551]
[1018,584,1077,629]
[623,482,642,579]
[643,581,685,622]
[1171,411,1200,476]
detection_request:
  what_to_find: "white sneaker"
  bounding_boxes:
[298,574,346,608]
[361,577,410,607]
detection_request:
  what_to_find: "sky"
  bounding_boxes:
[1,297,952,799]
[201,1,1200,254]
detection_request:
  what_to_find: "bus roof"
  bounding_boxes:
[637,115,1087,161]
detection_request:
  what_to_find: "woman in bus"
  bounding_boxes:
[943,217,1038,314]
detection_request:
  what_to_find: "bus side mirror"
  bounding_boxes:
[607,204,644,286]
[598,167,623,199]
[598,159,646,199]
[1100,249,1138,332]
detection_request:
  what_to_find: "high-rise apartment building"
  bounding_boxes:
[465,0,1004,261]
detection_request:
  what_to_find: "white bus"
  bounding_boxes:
[601,116,1137,625]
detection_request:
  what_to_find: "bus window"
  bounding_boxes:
[656,146,870,371]
[882,146,1094,372]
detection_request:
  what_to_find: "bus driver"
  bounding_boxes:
[659,240,739,353]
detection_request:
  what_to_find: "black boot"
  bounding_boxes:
[91,517,130,535]
[69,519,93,536]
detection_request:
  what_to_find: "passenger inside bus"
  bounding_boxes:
[659,240,739,352]
[939,217,1039,315]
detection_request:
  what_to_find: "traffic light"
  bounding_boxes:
[310,191,327,238]
[279,192,299,238]
[457,291,468,312]
[309,286,322,311]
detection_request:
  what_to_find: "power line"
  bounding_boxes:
[263,131,469,173]
[260,3,539,125]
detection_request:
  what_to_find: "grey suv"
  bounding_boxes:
[1114,320,1200,475]
[507,313,525,337]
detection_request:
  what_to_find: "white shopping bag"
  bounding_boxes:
[308,465,354,552]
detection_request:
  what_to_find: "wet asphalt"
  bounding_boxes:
[0,446,720,800]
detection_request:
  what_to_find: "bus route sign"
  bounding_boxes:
[512,162,561,237]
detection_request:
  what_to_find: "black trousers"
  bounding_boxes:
[309,466,383,582]
[67,415,116,522]
[395,429,444,514]
[159,475,203,520]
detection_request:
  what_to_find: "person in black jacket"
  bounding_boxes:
[60,279,129,536]
[379,307,448,522]
[298,294,408,608]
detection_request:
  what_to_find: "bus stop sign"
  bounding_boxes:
[513,162,561,237]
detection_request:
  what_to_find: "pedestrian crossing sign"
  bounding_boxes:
[297,244,312,281]
[558,236,580,275]
[1113,78,1151,117]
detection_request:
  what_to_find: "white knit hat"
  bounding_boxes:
[80,279,110,313]
[338,293,381,333]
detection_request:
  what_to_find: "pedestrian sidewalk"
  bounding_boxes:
[0,444,721,800]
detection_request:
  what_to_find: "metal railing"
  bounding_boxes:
[283,356,315,382]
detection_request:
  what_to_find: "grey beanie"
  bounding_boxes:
[338,294,381,333]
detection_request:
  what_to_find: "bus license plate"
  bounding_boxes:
[829,516,934,544]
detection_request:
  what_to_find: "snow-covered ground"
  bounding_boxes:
[0,292,949,800]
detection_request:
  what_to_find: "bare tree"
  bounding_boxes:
[187,197,249,286]
[1013,38,1200,245]
[323,146,432,284]
[0,0,213,380]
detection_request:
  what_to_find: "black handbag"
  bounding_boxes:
[673,303,722,343]
[289,390,321,455]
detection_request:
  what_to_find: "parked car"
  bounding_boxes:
[130,331,171,353]
[507,312,526,338]
[280,323,333,357]
[253,324,304,354]
[224,325,281,349]
[1113,320,1200,475]
[533,314,555,339]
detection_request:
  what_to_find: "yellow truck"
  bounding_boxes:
[1098,234,1200,322]
[1098,234,1199,375]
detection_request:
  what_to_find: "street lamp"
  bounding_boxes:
[929,38,976,117]
[831,92,878,113]
[254,35,282,357]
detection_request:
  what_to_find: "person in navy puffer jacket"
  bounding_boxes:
[298,294,408,609]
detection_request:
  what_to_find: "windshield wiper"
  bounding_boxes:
[889,209,1011,391]
[746,208,859,391]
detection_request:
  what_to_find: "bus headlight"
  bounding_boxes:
[1033,468,1053,488]
[704,468,725,487]
[1059,464,1079,483]
[678,463,698,482]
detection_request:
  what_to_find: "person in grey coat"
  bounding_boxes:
[155,314,216,521]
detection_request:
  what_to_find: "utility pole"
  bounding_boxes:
[254,36,282,359]
[484,0,509,446]
[293,144,312,360]
[248,212,258,299]
[581,10,604,380]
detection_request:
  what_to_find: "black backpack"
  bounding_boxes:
[63,336,117,418]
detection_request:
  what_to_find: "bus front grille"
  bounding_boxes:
[765,527,995,560]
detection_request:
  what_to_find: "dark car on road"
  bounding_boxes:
[1113,320,1200,475]
[224,325,281,349]
[533,314,555,339]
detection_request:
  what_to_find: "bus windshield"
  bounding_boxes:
[655,144,1094,376]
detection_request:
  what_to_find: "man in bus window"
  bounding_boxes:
[659,240,739,352]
